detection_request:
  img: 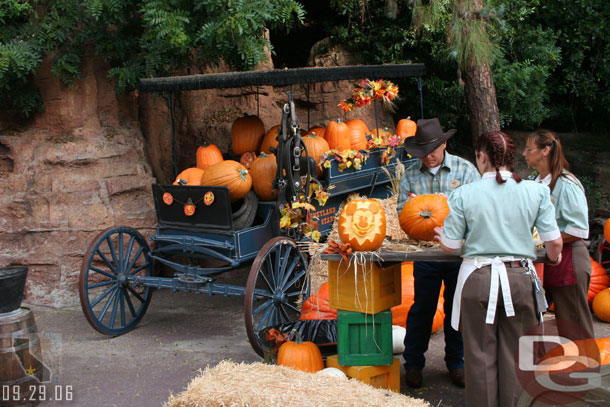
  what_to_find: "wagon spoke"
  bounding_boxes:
[118,232,124,271]
[255,302,275,332]
[283,269,308,292]
[272,245,282,288]
[109,290,120,329]
[123,235,136,273]
[106,237,121,273]
[129,261,149,276]
[126,285,145,303]
[89,284,116,308]
[124,290,138,318]
[252,299,273,317]
[98,288,119,322]
[265,255,276,289]
[119,290,126,327]
[88,280,115,289]
[280,255,299,290]
[95,249,117,274]
[90,266,116,280]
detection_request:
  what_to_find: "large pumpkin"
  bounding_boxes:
[399,194,450,241]
[200,160,252,202]
[391,262,445,332]
[396,118,417,139]
[277,330,324,373]
[302,133,330,177]
[173,167,204,186]
[588,258,610,305]
[605,219,610,243]
[300,282,337,320]
[345,119,369,151]
[231,115,265,155]
[325,120,351,152]
[196,143,223,171]
[539,337,610,374]
[306,126,326,139]
[593,289,610,322]
[338,199,386,251]
[250,152,278,201]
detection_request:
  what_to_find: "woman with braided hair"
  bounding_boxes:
[523,129,593,338]
[435,131,562,406]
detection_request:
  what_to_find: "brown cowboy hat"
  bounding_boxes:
[403,118,457,158]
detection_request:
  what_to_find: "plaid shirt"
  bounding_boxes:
[397,151,480,214]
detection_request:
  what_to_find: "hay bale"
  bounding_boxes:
[166,360,429,407]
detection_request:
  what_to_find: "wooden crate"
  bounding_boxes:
[337,309,393,366]
[326,354,401,393]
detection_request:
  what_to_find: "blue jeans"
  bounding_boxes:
[403,261,464,370]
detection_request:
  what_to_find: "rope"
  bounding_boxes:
[418,77,424,119]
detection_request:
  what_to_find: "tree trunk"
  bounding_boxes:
[462,61,501,141]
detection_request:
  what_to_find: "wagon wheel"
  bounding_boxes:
[79,226,153,335]
[244,236,310,357]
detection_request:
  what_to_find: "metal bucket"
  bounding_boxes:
[0,266,28,313]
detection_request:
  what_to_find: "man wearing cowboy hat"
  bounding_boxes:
[397,118,480,389]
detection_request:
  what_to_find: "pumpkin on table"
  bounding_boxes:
[231,114,265,155]
[173,167,204,186]
[325,120,351,152]
[250,152,278,201]
[196,143,223,171]
[338,198,386,251]
[396,118,417,139]
[277,330,324,373]
[399,194,450,241]
[302,133,330,177]
[200,160,252,202]
[345,119,369,151]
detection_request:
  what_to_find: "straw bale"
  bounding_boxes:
[166,360,429,407]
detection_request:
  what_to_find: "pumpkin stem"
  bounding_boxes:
[419,209,432,218]
[259,152,269,158]
[290,329,303,344]
[239,168,248,180]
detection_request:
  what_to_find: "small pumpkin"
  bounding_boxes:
[370,127,393,139]
[399,194,450,241]
[316,367,347,379]
[261,125,306,154]
[392,325,406,354]
[173,167,204,186]
[250,152,278,201]
[196,143,224,171]
[345,119,369,151]
[396,118,417,139]
[306,126,326,139]
[605,219,610,245]
[593,289,610,322]
[239,151,257,169]
[277,330,324,373]
[200,160,252,202]
[338,198,386,251]
[300,282,337,320]
[325,120,351,152]
[588,258,610,306]
[302,133,330,177]
[231,115,265,155]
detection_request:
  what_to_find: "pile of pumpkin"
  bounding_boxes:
[172,114,418,203]
[591,219,610,323]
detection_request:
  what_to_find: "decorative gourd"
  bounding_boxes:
[588,258,610,305]
[302,133,330,177]
[396,118,417,139]
[540,337,610,374]
[250,152,278,201]
[306,126,326,139]
[338,199,386,251]
[605,218,610,244]
[200,160,252,203]
[399,194,450,241]
[316,367,347,379]
[345,119,369,151]
[325,120,351,152]
[173,167,205,186]
[391,262,445,332]
[196,143,224,171]
[239,151,257,169]
[300,282,337,320]
[593,289,610,322]
[277,330,324,373]
[260,125,306,154]
[231,115,265,155]
[392,325,406,354]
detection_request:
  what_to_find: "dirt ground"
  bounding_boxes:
[18,269,610,407]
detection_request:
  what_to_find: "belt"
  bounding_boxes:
[504,261,523,268]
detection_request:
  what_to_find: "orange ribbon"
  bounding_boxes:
[323,240,353,263]
[265,328,291,354]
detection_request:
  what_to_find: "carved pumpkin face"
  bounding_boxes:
[338,199,386,251]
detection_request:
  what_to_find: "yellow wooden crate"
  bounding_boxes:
[328,260,401,314]
[326,354,400,393]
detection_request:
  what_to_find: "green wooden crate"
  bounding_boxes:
[337,309,393,366]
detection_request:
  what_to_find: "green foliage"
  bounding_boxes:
[581,175,610,219]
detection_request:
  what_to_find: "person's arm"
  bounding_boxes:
[434,227,461,255]
[535,185,563,263]
[556,176,589,240]
[545,237,563,265]
[435,190,466,256]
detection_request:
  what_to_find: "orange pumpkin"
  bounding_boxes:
[338,199,386,251]
[588,258,610,305]
[399,194,450,241]
[605,219,610,244]
[277,330,324,373]
[539,337,610,374]
[239,151,256,169]
[593,289,610,322]
[325,120,351,152]
[260,125,306,154]
[300,282,337,320]
[250,152,278,201]
[306,126,326,139]
[200,160,252,202]
[302,134,330,177]
[231,115,265,155]
[396,118,417,139]
[370,127,393,139]
[173,167,205,186]
[391,262,445,332]
[345,119,369,151]
[196,143,223,171]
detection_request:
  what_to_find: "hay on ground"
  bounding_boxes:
[166,360,429,407]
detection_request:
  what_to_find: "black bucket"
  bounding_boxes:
[0,267,28,313]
